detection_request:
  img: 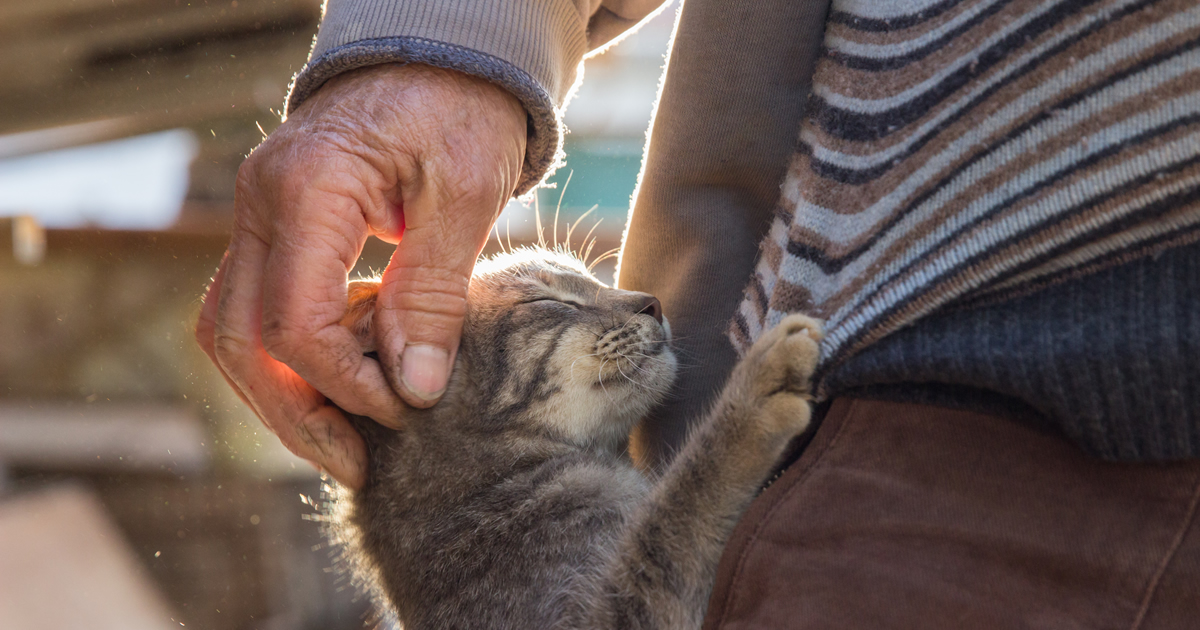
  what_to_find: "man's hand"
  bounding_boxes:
[195,64,527,488]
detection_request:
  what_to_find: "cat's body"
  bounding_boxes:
[334,249,821,630]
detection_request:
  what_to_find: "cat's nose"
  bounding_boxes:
[636,295,663,324]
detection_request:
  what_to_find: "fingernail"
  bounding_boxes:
[400,344,450,402]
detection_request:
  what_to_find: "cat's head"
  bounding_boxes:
[346,248,677,451]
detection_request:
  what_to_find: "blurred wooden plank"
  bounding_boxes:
[0,32,312,135]
[0,118,148,161]
[0,0,319,86]
[0,486,178,630]
[0,403,209,473]
[0,0,320,135]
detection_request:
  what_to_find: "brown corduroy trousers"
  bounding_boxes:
[703,398,1200,629]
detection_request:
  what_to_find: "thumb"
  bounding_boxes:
[374,191,498,408]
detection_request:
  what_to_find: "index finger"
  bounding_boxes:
[258,194,406,427]
[213,230,368,488]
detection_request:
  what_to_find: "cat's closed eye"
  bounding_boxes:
[524,298,583,309]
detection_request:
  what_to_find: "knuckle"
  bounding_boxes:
[328,344,363,381]
[275,166,313,198]
[261,318,360,385]
[388,263,469,291]
[451,168,493,197]
[235,155,256,181]
[211,329,253,372]
[236,142,306,206]
[311,338,362,385]
[259,315,306,361]
[442,170,502,210]
[234,155,264,195]
[271,424,313,461]
[381,269,469,318]
[282,409,340,462]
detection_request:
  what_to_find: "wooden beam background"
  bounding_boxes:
[0,0,319,135]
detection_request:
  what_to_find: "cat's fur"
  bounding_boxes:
[333,248,821,630]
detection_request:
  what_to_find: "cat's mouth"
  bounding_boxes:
[589,317,673,390]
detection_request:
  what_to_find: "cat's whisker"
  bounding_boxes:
[579,220,603,266]
[552,170,572,250]
[597,358,611,398]
[627,377,672,398]
[604,314,638,339]
[624,353,662,375]
[586,247,622,273]
[614,359,635,387]
[611,352,672,392]
[624,373,671,397]
[615,312,643,336]
[647,356,700,373]
[619,355,652,382]
[564,205,597,255]
[633,343,691,357]
[505,215,514,255]
[533,191,544,248]
[569,352,603,381]
[491,222,503,253]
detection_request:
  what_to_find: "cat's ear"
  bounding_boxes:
[342,279,381,353]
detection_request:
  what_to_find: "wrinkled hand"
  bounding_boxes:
[195,64,527,488]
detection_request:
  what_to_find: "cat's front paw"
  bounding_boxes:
[740,314,823,436]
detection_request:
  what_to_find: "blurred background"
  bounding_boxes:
[0,2,675,628]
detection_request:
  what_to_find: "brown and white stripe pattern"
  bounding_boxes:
[731,0,1200,390]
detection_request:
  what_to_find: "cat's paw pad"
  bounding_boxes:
[753,314,821,395]
[742,315,822,434]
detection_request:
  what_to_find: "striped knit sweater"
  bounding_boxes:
[731,0,1200,396]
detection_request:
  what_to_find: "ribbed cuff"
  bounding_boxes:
[285,0,589,195]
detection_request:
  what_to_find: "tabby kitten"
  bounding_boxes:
[333,248,821,630]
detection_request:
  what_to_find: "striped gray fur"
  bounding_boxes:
[731,0,1200,396]
[330,249,822,629]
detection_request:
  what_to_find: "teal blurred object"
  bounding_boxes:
[537,137,645,223]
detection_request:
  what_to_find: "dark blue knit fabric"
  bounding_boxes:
[824,241,1200,461]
